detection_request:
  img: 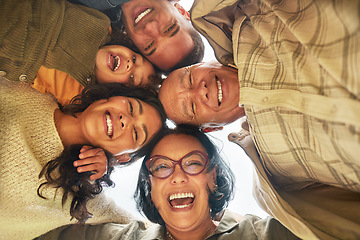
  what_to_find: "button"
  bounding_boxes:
[86,76,92,83]
[19,74,28,82]
[0,71,6,77]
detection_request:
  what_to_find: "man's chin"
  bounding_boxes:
[223,106,245,125]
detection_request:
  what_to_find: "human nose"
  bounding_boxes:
[126,57,134,72]
[189,80,208,102]
[119,113,131,129]
[171,164,188,184]
[143,20,160,37]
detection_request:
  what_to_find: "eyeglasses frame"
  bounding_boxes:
[145,150,209,179]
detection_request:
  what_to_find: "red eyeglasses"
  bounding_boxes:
[146,150,209,179]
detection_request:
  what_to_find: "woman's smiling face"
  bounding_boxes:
[78,96,162,155]
[95,45,156,87]
[149,133,216,232]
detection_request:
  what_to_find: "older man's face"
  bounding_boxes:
[121,0,194,71]
[159,62,245,127]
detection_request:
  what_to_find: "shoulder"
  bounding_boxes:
[229,214,300,240]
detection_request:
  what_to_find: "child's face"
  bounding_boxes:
[95,45,156,87]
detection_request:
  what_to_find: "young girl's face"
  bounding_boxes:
[95,45,156,87]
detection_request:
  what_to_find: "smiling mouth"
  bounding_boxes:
[109,54,121,72]
[216,79,223,106]
[169,192,194,209]
[134,8,152,26]
[105,111,113,138]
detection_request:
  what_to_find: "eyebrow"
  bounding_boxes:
[170,25,180,37]
[145,48,156,57]
[179,67,189,88]
[181,100,193,121]
[136,99,143,114]
[141,124,148,146]
[183,68,197,121]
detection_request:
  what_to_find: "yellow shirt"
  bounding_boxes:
[31,66,84,106]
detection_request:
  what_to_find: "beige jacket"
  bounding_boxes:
[0,78,133,239]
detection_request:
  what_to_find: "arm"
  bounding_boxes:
[38,145,117,223]
[74,146,109,180]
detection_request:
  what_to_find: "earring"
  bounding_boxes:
[120,25,127,35]
[213,184,224,200]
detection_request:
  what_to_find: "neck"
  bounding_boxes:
[54,109,86,147]
[166,220,216,240]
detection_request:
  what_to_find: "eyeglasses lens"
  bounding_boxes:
[149,152,207,178]
[182,153,206,174]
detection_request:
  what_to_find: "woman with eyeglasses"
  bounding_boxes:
[36,125,300,240]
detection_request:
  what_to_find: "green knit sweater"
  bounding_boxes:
[0,0,111,86]
[0,77,133,239]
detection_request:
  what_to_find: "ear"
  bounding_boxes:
[114,153,131,163]
[209,166,218,190]
[174,3,190,21]
[201,126,224,133]
[211,166,217,183]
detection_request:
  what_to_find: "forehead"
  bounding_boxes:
[151,134,206,158]
[146,30,194,71]
[99,45,130,52]
[158,66,200,124]
[159,69,186,115]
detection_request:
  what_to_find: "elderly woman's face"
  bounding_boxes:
[77,96,162,155]
[149,133,216,232]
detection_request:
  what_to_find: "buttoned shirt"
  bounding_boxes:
[191,0,360,239]
[191,0,360,193]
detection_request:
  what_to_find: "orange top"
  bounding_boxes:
[31,66,84,106]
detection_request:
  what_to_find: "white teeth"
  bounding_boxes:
[113,55,120,71]
[134,8,152,25]
[173,203,192,209]
[217,80,223,105]
[105,113,113,136]
[169,192,194,201]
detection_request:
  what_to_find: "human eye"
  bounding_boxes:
[154,163,170,171]
[185,159,204,167]
[191,101,196,116]
[164,22,176,33]
[128,100,134,116]
[145,41,154,51]
[182,153,206,169]
[151,162,171,174]
[133,127,138,142]
[183,159,204,173]
[185,67,192,86]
